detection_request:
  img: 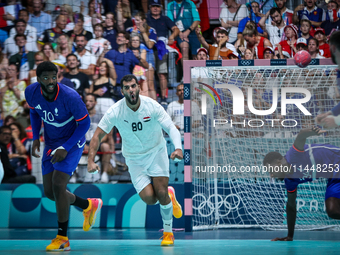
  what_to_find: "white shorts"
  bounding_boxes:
[126,146,169,194]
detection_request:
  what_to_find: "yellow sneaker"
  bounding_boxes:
[160,232,174,246]
[168,186,182,218]
[46,235,70,251]
[83,198,103,231]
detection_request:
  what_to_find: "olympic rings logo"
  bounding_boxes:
[192,193,241,217]
[309,59,317,65]
[184,86,190,98]
[240,60,252,66]
[184,151,190,163]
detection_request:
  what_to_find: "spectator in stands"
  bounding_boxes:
[276,24,299,59]
[55,34,73,64]
[266,0,294,25]
[74,35,97,76]
[243,22,272,59]
[38,15,67,50]
[167,0,201,62]
[196,47,208,61]
[321,1,340,36]
[98,32,148,98]
[296,38,308,52]
[196,27,234,60]
[42,43,58,61]
[103,12,118,51]
[64,53,91,99]
[67,13,93,44]
[0,126,36,184]
[0,0,21,33]
[28,51,47,85]
[127,12,158,102]
[130,34,148,97]
[293,0,326,27]
[28,0,52,37]
[52,61,75,89]
[308,38,325,58]
[213,31,234,60]
[314,28,331,58]
[263,46,275,59]
[0,64,26,118]
[60,4,75,32]
[83,93,115,183]
[86,24,112,60]
[9,9,37,42]
[90,60,117,115]
[244,48,254,59]
[259,8,286,47]
[16,101,31,130]
[9,34,36,80]
[299,19,313,42]
[4,20,38,58]
[219,0,248,44]
[84,0,105,34]
[238,1,267,40]
[116,0,133,32]
[146,0,179,101]
[3,116,15,127]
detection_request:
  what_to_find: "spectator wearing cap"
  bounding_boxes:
[9,34,36,80]
[37,15,67,51]
[308,37,325,58]
[227,51,239,60]
[293,0,326,28]
[28,0,52,37]
[197,48,208,61]
[238,1,267,40]
[242,21,272,59]
[52,60,75,89]
[321,1,340,36]
[196,27,234,60]
[259,8,286,47]
[276,24,298,59]
[4,20,38,58]
[147,0,180,101]
[314,27,331,58]
[263,46,275,59]
[296,38,308,52]
[298,19,313,43]
[9,9,37,43]
[167,0,201,63]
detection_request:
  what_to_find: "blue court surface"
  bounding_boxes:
[1,229,340,255]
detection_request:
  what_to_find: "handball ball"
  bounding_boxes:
[294,50,312,68]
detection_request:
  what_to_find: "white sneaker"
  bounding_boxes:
[101,171,109,183]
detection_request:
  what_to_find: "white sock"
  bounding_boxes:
[160,201,173,233]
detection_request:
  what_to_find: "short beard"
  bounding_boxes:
[125,90,140,105]
[41,83,57,96]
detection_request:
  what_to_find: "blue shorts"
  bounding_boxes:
[176,31,200,56]
[42,145,84,176]
[325,179,340,200]
[146,50,155,69]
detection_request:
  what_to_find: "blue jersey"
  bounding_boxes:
[284,144,340,192]
[25,82,88,149]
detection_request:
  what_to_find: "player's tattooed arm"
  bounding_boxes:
[293,127,327,151]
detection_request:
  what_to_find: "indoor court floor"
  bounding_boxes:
[1,228,340,255]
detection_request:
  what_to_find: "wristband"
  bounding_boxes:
[188,27,193,32]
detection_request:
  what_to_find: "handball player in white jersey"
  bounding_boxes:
[87,74,183,246]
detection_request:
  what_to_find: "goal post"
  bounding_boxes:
[183,58,340,231]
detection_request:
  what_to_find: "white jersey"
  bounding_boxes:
[98,95,174,158]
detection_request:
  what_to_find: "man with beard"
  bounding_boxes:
[74,34,96,76]
[263,127,340,241]
[259,8,286,47]
[293,0,326,28]
[88,74,183,246]
[25,61,102,251]
[64,53,90,99]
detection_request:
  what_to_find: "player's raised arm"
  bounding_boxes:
[272,190,297,241]
[293,127,326,151]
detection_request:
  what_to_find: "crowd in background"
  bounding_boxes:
[0,0,336,184]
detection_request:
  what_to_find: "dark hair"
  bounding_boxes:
[98,61,110,78]
[19,9,29,16]
[300,19,311,27]
[15,19,27,25]
[0,125,11,135]
[118,31,130,41]
[309,37,319,47]
[263,151,283,166]
[9,63,20,73]
[329,0,339,8]
[106,12,115,20]
[74,13,84,22]
[14,34,27,42]
[75,34,87,42]
[330,30,340,50]
[9,122,27,140]
[217,29,229,37]
[85,93,97,101]
[3,115,16,126]
[269,7,281,16]
[94,23,104,30]
[36,61,58,77]
[66,53,79,61]
[120,74,138,87]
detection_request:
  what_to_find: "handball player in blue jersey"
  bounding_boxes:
[263,127,340,241]
[25,61,103,251]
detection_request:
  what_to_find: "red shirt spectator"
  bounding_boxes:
[314,27,331,58]
[276,24,298,58]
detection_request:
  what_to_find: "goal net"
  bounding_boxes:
[190,64,340,231]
